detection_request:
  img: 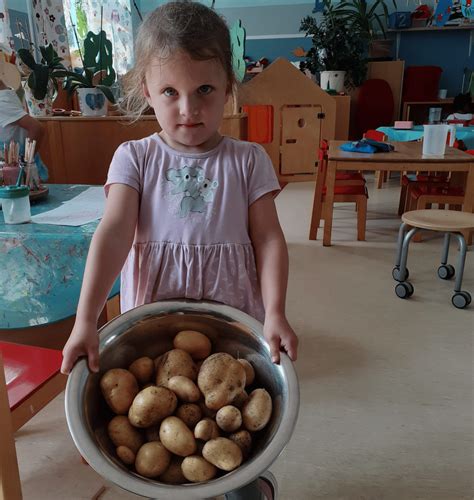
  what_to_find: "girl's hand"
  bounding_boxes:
[61,319,99,375]
[263,313,298,364]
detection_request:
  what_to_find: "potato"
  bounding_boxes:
[216,405,242,433]
[128,357,154,385]
[128,386,177,428]
[145,426,160,442]
[135,441,171,478]
[176,403,202,428]
[159,456,186,484]
[242,388,273,431]
[237,359,255,386]
[228,430,252,459]
[231,390,248,409]
[173,330,212,360]
[168,376,201,403]
[154,354,163,371]
[202,438,243,472]
[100,368,139,415]
[160,416,197,457]
[107,416,143,453]
[181,455,217,483]
[197,353,246,410]
[194,418,220,441]
[198,400,217,419]
[116,446,135,465]
[156,349,197,386]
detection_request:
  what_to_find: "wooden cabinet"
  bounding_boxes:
[38,114,247,185]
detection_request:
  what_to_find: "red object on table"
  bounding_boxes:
[0,341,62,410]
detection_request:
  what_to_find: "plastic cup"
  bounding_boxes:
[447,124,457,147]
[438,89,448,99]
[428,107,442,124]
[422,124,449,157]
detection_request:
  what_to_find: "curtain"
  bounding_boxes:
[64,0,133,76]
[0,0,13,51]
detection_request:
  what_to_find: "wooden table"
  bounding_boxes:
[314,141,474,246]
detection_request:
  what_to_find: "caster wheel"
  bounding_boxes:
[395,282,414,299]
[392,266,409,281]
[438,264,455,280]
[452,291,471,309]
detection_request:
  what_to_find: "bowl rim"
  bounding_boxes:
[65,300,300,499]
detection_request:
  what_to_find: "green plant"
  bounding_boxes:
[333,0,397,41]
[62,67,116,104]
[17,44,67,100]
[299,2,368,89]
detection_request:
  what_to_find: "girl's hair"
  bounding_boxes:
[121,0,235,120]
[453,92,472,113]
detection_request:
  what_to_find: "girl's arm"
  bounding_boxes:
[61,184,139,374]
[249,193,298,364]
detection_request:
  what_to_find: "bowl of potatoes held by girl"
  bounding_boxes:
[65,300,300,500]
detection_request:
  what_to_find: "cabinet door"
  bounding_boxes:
[280,105,321,175]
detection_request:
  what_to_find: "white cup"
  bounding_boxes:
[422,124,449,157]
[447,124,457,147]
[438,89,448,99]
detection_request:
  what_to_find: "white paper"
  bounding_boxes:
[31,186,105,226]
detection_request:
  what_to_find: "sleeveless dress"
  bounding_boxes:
[105,133,280,322]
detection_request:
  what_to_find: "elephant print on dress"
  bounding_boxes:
[166,165,219,218]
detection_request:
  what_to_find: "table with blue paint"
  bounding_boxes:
[377,125,474,150]
[0,184,119,330]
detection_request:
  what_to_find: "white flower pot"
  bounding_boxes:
[22,81,54,117]
[320,70,346,93]
[77,88,108,116]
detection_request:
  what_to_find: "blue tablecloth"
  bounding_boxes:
[0,184,119,329]
[377,126,474,150]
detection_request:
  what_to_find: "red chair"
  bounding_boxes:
[355,79,394,139]
[402,66,443,102]
[0,342,66,499]
[319,140,366,186]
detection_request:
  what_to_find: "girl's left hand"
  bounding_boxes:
[263,313,298,364]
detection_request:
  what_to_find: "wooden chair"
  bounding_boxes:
[309,142,368,241]
[0,342,66,500]
[363,130,389,188]
[392,209,474,308]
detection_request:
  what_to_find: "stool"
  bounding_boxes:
[392,210,474,309]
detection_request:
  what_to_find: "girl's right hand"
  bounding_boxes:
[61,319,99,375]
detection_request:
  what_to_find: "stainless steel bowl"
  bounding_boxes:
[65,300,299,499]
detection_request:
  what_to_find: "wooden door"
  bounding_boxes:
[280,105,321,175]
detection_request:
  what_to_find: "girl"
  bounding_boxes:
[61,2,297,497]
[446,92,473,122]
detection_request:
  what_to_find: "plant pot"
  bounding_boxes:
[22,82,54,117]
[320,70,346,93]
[76,88,108,116]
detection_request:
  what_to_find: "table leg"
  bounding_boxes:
[309,163,325,240]
[323,161,337,246]
[462,164,474,245]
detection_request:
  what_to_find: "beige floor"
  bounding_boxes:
[14,176,474,500]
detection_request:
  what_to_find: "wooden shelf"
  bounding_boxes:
[388,25,474,32]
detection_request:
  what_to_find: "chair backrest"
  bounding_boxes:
[355,79,394,138]
[402,66,443,102]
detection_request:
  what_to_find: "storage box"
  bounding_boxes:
[388,12,412,29]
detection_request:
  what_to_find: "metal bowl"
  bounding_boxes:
[65,300,299,499]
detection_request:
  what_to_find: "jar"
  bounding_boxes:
[0,185,31,224]
[2,164,21,186]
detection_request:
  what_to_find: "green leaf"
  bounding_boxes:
[18,49,37,70]
[96,85,116,104]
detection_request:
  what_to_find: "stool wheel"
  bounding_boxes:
[395,282,414,299]
[437,264,455,280]
[452,291,472,309]
[392,266,409,282]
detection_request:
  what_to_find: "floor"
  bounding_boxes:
[14,176,474,499]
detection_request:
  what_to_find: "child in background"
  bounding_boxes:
[0,54,48,179]
[446,92,473,122]
[61,2,297,492]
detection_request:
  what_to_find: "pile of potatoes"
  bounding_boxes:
[100,330,273,484]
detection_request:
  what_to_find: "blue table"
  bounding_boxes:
[377,125,474,150]
[0,184,119,329]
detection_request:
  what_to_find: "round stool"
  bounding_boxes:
[392,210,474,309]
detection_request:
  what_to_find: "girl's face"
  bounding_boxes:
[143,51,230,153]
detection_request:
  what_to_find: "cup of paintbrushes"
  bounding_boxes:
[2,162,20,186]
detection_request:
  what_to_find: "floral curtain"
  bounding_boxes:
[63,0,133,76]
[0,0,13,51]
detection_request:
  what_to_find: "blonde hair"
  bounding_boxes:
[121,0,236,121]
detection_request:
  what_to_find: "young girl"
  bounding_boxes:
[446,92,473,122]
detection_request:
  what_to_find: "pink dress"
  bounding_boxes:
[105,134,280,322]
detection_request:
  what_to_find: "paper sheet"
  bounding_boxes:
[31,186,105,226]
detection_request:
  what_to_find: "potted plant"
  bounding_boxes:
[331,0,397,59]
[300,1,368,91]
[62,30,116,116]
[17,44,67,116]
